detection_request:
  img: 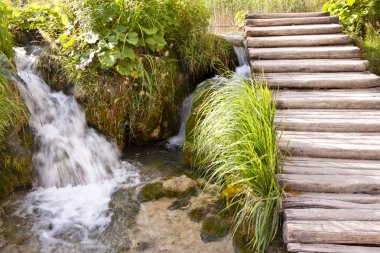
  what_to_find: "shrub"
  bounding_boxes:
[189,78,282,252]
[0,2,14,58]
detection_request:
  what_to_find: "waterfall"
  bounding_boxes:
[13,47,140,251]
[166,35,250,148]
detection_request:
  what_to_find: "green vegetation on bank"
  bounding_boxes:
[0,1,32,198]
[324,0,380,74]
[187,78,282,252]
[7,0,235,146]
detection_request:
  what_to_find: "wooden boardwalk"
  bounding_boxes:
[246,12,380,252]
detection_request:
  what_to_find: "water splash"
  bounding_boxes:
[166,35,250,148]
[13,47,140,251]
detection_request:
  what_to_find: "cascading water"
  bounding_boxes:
[12,47,140,251]
[166,35,250,148]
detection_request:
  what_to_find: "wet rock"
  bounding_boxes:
[200,215,230,242]
[163,175,198,196]
[137,182,176,202]
[188,207,209,222]
[168,196,191,210]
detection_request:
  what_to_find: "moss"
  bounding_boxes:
[168,196,191,210]
[188,207,209,222]
[200,215,230,242]
[137,182,177,202]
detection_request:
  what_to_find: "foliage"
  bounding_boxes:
[0,2,14,58]
[189,78,282,252]
[361,31,380,74]
[324,0,379,38]
[10,3,64,43]
[206,0,326,31]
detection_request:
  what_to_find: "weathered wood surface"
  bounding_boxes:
[246,11,380,250]
[246,12,330,19]
[284,208,380,221]
[249,46,360,60]
[246,16,339,27]
[280,131,380,159]
[275,109,380,132]
[252,59,368,73]
[275,88,380,109]
[246,24,342,36]
[288,243,380,253]
[284,220,380,244]
[278,174,380,193]
[248,34,350,48]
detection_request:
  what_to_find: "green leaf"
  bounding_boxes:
[145,37,156,45]
[347,0,355,6]
[116,25,127,33]
[140,26,158,35]
[121,47,135,60]
[126,32,139,45]
[98,51,117,68]
[155,36,167,47]
[63,37,75,48]
[116,62,133,75]
[108,35,118,44]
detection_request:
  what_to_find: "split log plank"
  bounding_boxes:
[283,192,380,204]
[246,24,342,36]
[246,16,339,27]
[278,174,380,193]
[275,88,380,109]
[287,243,380,253]
[246,12,330,19]
[284,208,380,221]
[283,197,380,209]
[247,34,350,48]
[249,46,360,60]
[251,59,368,73]
[284,220,380,244]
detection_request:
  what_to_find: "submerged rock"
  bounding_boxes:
[200,215,230,242]
[162,175,198,195]
[137,182,176,202]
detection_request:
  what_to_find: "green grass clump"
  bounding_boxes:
[0,2,14,58]
[362,32,380,75]
[190,79,282,252]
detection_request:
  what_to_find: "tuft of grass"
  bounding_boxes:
[190,78,282,252]
[361,31,380,75]
[0,2,14,58]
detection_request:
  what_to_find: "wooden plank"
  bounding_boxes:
[246,24,342,36]
[284,157,380,171]
[284,192,380,204]
[251,59,368,73]
[275,109,380,132]
[249,46,360,60]
[246,12,330,19]
[280,131,380,160]
[278,174,380,193]
[246,16,339,27]
[284,208,380,221]
[275,88,380,109]
[283,196,380,209]
[287,243,380,253]
[247,34,350,48]
[283,220,380,244]
[262,72,380,89]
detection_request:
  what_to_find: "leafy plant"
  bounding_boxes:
[0,2,14,58]
[189,78,282,252]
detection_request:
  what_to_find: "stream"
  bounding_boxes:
[0,37,287,253]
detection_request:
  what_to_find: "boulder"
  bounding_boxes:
[163,175,198,194]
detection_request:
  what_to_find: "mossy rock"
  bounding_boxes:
[200,215,230,242]
[188,207,209,222]
[137,182,177,202]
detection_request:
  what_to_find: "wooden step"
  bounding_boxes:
[280,131,380,160]
[276,109,380,132]
[252,59,368,73]
[284,192,380,205]
[283,196,380,209]
[283,220,380,244]
[288,243,380,253]
[246,12,330,19]
[249,46,360,60]
[279,174,380,193]
[284,208,380,221]
[247,34,350,48]
[246,16,339,27]
[264,72,380,89]
[275,88,380,109]
[283,156,380,176]
[246,24,342,36]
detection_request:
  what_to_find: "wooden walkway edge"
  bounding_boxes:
[245,12,380,252]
